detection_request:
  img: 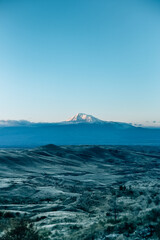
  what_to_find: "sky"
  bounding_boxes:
[0,0,160,123]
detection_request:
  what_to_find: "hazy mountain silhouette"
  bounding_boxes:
[0,114,160,147]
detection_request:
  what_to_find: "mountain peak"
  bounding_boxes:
[66,113,103,123]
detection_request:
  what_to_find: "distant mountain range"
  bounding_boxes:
[0,113,160,147]
[0,113,159,128]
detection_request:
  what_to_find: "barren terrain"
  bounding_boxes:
[0,145,160,239]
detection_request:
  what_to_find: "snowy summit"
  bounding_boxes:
[66,113,104,123]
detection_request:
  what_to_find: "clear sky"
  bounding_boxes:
[0,0,160,123]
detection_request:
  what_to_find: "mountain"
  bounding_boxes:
[0,114,160,147]
[0,114,133,128]
[66,113,104,123]
[65,113,134,130]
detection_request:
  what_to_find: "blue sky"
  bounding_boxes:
[0,0,160,123]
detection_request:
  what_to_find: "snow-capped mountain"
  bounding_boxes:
[0,114,133,128]
[66,113,104,124]
[65,113,134,129]
[0,113,160,146]
[0,114,159,128]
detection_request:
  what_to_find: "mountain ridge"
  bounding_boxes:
[0,113,159,129]
[0,113,133,128]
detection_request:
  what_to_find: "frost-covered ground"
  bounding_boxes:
[0,145,160,239]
